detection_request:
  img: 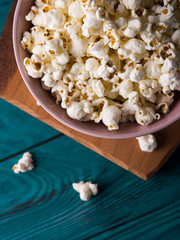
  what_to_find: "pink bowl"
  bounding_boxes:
[13,0,180,139]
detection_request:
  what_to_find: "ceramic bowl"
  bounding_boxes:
[13,0,180,139]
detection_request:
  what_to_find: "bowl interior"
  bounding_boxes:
[13,0,180,139]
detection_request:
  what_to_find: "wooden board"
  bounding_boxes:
[0,0,180,180]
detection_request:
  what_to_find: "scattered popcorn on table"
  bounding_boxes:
[72,181,98,201]
[22,0,180,131]
[136,134,157,152]
[12,152,34,174]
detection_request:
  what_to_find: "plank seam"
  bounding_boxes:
[0,133,64,162]
[88,199,180,239]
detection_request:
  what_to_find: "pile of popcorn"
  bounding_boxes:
[22,0,180,130]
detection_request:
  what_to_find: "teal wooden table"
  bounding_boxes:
[0,1,180,239]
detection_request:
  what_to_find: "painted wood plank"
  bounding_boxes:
[0,0,179,180]
[0,98,60,159]
[0,0,13,33]
[0,136,179,239]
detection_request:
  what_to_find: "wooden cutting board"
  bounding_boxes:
[0,0,179,180]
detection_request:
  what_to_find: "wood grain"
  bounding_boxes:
[0,0,180,180]
[0,135,180,239]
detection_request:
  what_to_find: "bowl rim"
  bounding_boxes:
[13,0,180,139]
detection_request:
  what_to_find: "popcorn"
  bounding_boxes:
[144,60,161,79]
[115,17,127,31]
[87,40,109,59]
[128,91,139,105]
[12,152,34,174]
[83,10,101,29]
[68,1,84,19]
[91,79,105,97]
[139,79,159,103]
[96,7,109,21]
[55,0,67,8]
[158,71,177,88]
[67,101,89,121]
[32,9,65,30]
[161,58,177,73]
[104,29,120,49]
[171,29,180,47]
[56,51,69,65]
[119,80,133,99]
[135,106,160,126]
[24,57,44,78]
[156,92,174,113]
[72,181,98,201]
[136,134,157,152]
[101,56,117,73]
[21,32,32,52]
[22,0,180,131]
[70,35,88,58]
[130,64,144,82]
[85,58,99,72]
[118,48,131,60]
[45,38,61,55]
[52,70,62,81]
[102,106,121,130]
[122,0,142,10]
[42,73,56,87]
[124,19,141,38]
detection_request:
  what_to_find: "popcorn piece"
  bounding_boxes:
[21,32,32,52]
[130,64,144,82]
[102,106,121,130]
[24,57,44,78]
[72,181,98,201]
[56,51,69,65]
[156,92,174,113]
[45,38,61,55]
[124,19,141,38]
[94,65,110,80]
[158,71,177,88]
[42,73,56,87]
[87,40,109,59]
[96,7,109,21]
[136,134,157,152]
[144,61,161,79]
[161,58,177,73]
[83,10,101,29]
[123,0,142,10]
[12,152,34,174]
[85,58,99,72]
[124,38,146,55]
[171,29,180,47]
[115,17,127,31]
[101,56,117,73]
[135,106,160,126]
[91,79,105,97]
[32,9,65,30]
[68,1,84,19]
[139,79,159,103]
[67,101,89,121]
[128,91,139,105]
[70,35,88,58]
[119,80,133,99]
